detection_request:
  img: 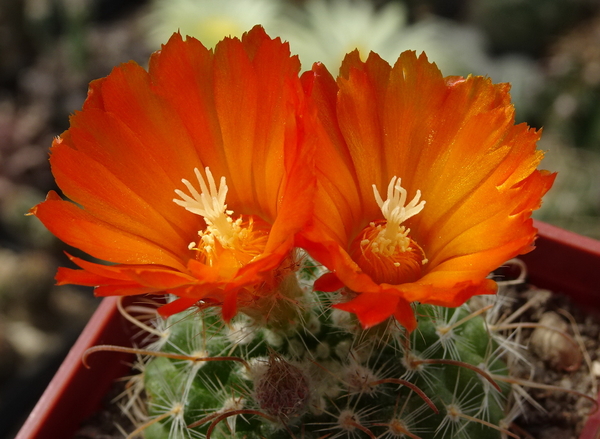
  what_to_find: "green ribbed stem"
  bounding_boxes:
[139,294,510,439]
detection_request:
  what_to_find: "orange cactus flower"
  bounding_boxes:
[298,51,555,332]
[30,26,315,321]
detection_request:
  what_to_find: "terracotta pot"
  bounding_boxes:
[14,220,600,439]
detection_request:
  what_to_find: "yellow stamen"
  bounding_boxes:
[173,167,264,268]
[350,177,427,285]
[363,176,425,256]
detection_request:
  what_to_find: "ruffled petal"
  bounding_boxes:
[56,267,131,286]
[148,33,225,179]
[303,50,554,331]
[74,62,203,238]
[34,27,314,323]
[49,138,190,257]
[297,226,380,295]
[212,28,303,218]
[300,65,363,245]
[398,278,497,308]
[32,192,187,270]
[314,272,344,292]
[334,291,400,329]
[158,297,203,317]
[391,295,418,333]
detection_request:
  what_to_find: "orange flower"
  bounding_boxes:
[30,26,315,321]
[298,51,555,331]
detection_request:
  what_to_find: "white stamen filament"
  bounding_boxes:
[364,176,425,256]
[174,167,246,260]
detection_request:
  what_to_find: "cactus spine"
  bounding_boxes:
[112,256,536,439]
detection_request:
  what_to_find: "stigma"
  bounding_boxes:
[350,177,427,285]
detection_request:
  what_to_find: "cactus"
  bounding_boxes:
[97,257,558,439]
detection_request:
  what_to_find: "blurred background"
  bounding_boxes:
[1,0,600,437]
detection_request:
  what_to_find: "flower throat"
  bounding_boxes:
[173,167,269,275]
[350,177,428,285]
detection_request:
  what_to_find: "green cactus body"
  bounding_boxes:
[134,269,512,439]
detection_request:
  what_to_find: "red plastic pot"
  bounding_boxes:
[15,220,600,439]
[519,221,600,439]
[14,296,136,439]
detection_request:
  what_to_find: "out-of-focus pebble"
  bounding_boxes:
[530,311,582,372]
[591,361,600,377]
[5,320,61,365]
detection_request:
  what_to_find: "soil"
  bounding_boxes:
[504,287,600,439]
[73,379,137,439]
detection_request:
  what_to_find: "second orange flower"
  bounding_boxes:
[299,50,555,331]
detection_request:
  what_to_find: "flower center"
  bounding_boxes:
[349,177,428,285]
[174,167,269,275]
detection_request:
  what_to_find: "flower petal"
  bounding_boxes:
[78,61,204,238]
[49,136,191,258]
[212,28,302,217]
[32,192,187,269]
[334,291,400,329]
[300,64,364,245]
